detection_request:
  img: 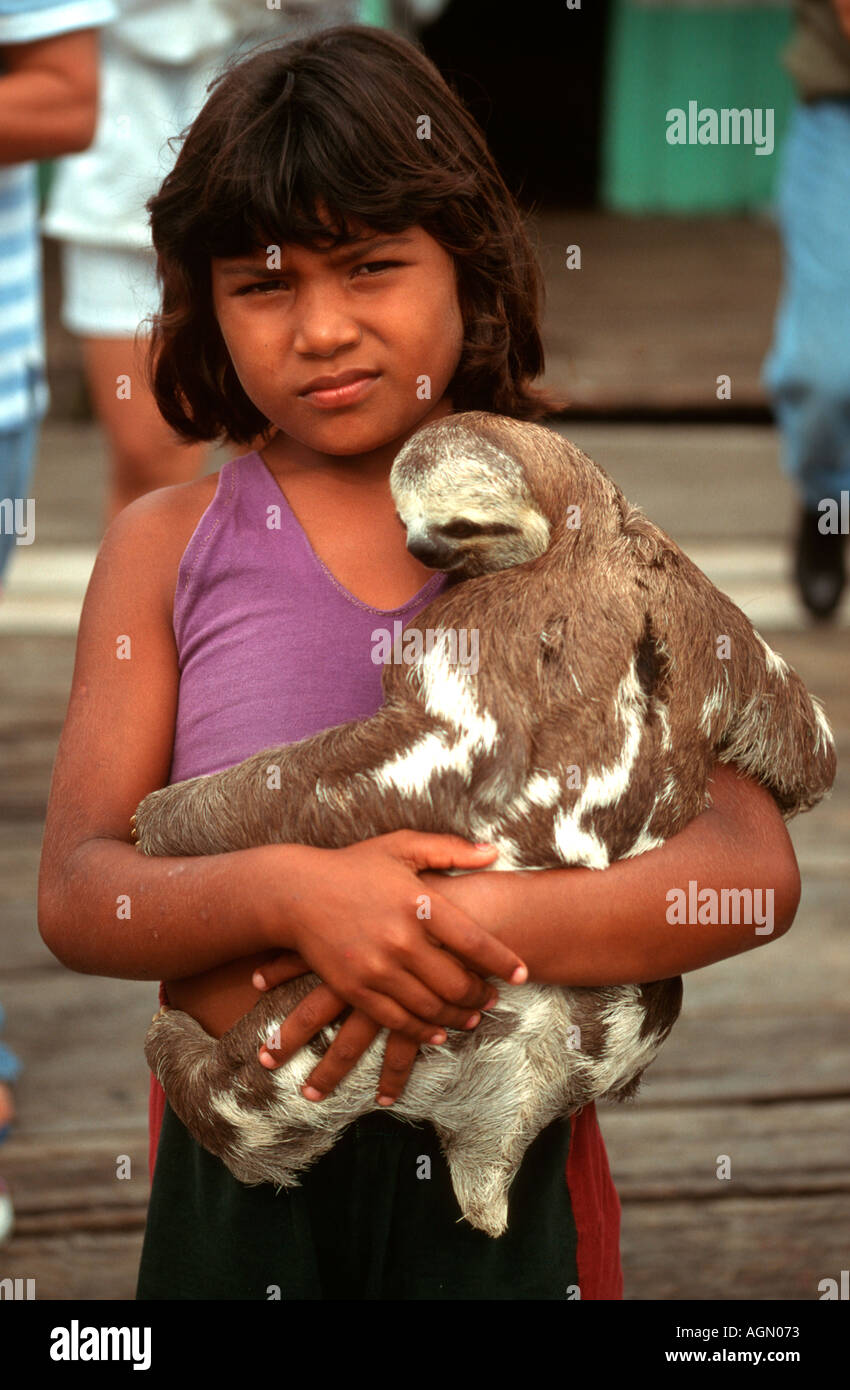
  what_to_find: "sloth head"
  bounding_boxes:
[389,412,556,579]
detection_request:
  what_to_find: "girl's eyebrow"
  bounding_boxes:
[218,235,415,278]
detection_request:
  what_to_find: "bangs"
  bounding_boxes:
[174,39,472,262]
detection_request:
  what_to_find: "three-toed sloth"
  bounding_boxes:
[134,411,836,1237]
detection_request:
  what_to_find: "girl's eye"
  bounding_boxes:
[237,279,288,296]
[236,260,404,295]
[352,259,405,277]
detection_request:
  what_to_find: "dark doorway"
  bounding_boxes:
[419,0,610,209]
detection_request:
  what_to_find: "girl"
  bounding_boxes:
[38,25,801,1301]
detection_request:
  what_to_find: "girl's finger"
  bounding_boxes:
[350,967,485,1034]
[424,898,528,986]
[349,987,451,1046]
[387,830,502,875]
[252,952,313,991]
[396,939,500,1013]
[374,1030,421,1106]
[299,1009,381,1099]
[258,982,346,1068]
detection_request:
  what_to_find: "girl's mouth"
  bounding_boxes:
[300,373,381,408]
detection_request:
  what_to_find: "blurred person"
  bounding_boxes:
[762,0,850,619]
[0,0,115,591]
[40,0,360,530]
[0,0,116,1250]
[0,1001,22,1244]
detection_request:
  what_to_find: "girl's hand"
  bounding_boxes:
[275,830,526,1047]
[254,965,453,1105]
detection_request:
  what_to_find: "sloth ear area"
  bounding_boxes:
[617,503,677,570]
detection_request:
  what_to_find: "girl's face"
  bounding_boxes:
[210,222,465,463]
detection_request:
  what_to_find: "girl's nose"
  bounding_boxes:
[292,286,362,357]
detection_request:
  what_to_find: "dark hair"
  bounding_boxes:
[145,23,569,444]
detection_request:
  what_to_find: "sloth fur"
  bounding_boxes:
[134,411,836,1237]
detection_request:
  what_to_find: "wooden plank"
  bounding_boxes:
[0,1232,143,1301]
[619,1194,850,1301]
[5,962,848,1138]
[600,1099,850,1199]
[2,972,156,1131]
[537,212,782,413]
[3,1199,846,1303]
[625,1011,850,1105]
[0,1130,149,1219]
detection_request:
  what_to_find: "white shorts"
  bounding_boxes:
[59,241,161,338]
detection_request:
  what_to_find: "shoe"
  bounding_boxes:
[0,1175,13,1245]
[793,506,846,620]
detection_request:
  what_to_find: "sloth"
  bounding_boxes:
[134,410,836,1237]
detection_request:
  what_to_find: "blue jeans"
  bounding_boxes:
[762,99,850,511]
[0,416,39,585]
[0,1003,21,1087]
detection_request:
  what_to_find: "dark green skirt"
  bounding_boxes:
[136,1100,579,1300]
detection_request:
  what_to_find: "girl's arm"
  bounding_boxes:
[419,762,802,984]
[38,490,521,1042]
[37,489,300,981]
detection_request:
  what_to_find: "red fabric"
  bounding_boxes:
[147,980,170,1181]
[148,1072,167,1181]
[567,1103,623,1299]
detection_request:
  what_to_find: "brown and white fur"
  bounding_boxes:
[134,412,836,1237]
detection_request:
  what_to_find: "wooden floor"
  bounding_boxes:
[1,211,848,1300]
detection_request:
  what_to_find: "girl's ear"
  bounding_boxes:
[639,535,837,817]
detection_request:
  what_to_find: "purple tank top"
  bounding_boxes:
[168,451,448,785]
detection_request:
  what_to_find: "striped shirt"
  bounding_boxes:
[0,0,117,432]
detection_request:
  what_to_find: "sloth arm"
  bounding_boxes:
[418,763,801,986]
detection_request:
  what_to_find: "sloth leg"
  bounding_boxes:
[132,703,476,857]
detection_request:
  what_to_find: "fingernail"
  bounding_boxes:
[429,1031,446,1045]
[377,1094,395,1106]
[259,1049,277,1068]
[510,965,528,984]
[474,842,495,850]
[302,1086,324,1101]
[486,995,499,1009]
[253,972,267,989]
[464,1012,481,1029]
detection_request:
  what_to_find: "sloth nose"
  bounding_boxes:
[406,537,456,568]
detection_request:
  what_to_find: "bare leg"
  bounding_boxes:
[80,336,208,529]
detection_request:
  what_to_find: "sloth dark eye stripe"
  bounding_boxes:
[439,520,520,539]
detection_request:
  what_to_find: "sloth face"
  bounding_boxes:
[390,424,551,578]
